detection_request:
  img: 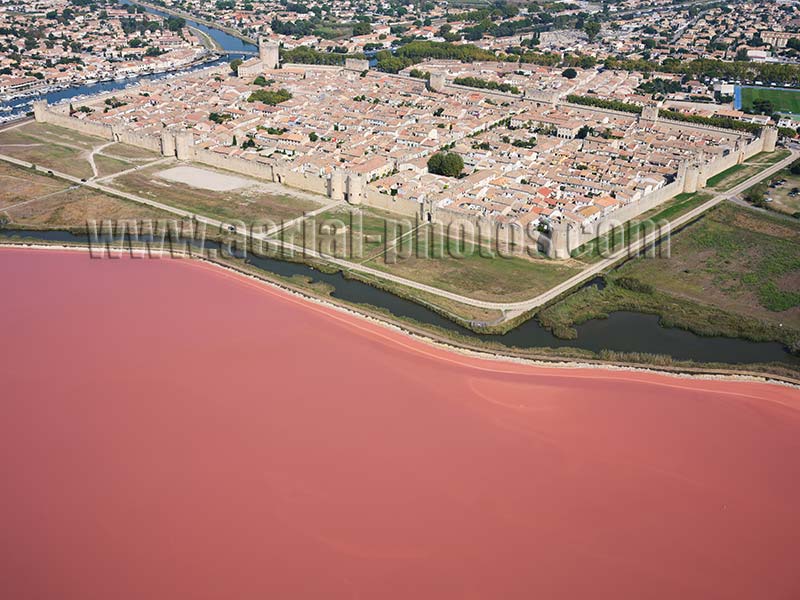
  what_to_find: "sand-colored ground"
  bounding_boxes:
[157,164,255,192]
[1,247,798,600]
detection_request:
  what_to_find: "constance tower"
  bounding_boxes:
[259,37,279,70]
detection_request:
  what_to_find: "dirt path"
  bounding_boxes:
[95,156,172,183]
[1,185,79,214]
[86,141,116,179]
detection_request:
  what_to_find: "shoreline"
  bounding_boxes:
[188,26,223,52]
[124,0,257,45]
[0,52,223,120]
[2,241,797,390]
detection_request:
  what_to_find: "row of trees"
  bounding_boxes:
[565,95,764,133]
[657,110,763,134]
[565,94,643,114]
[280,46,363,66]
[270,16,364,40]
[376,41,497,73]
[120,16,184,36]
[605,56,800,87]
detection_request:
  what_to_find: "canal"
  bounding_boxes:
[1,228,794,365]
[0,1,256,122]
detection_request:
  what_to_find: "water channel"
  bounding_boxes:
[1,228,793,365]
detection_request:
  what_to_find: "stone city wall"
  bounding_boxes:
[32,96,778,261]
[192,146,275,180]
[363,188,422,218]
[111,127,163,153]
[34,101,114,141]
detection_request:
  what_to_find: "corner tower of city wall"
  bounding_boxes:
[762,126,778,152]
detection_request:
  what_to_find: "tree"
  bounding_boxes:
[229,58,243,73]
[751,98,774,115]
[352,21,371,36]
[562,68,578,79]
[583,21,601,41]
[247,88,292,105]
[427,152,464,178]
[743,183,766,206]
[209,112,232,124]
[166,17,185,32]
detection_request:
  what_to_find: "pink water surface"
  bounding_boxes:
[1,248,799,600]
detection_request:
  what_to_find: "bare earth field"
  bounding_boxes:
[0,122,163,181]
[108,161,328,224]
[102,142,160,161]
[0,161,176,228]
[158,165,254,192]
[0,161,70,211]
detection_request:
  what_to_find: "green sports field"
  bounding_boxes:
[741,86,800,115]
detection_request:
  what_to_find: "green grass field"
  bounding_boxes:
[741,86,800,115]
[538,203,800,347]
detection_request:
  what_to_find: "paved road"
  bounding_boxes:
[1,134,796,320]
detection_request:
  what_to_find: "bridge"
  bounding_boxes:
[210,49,259,57]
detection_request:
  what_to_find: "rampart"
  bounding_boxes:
[32,81,780,261]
